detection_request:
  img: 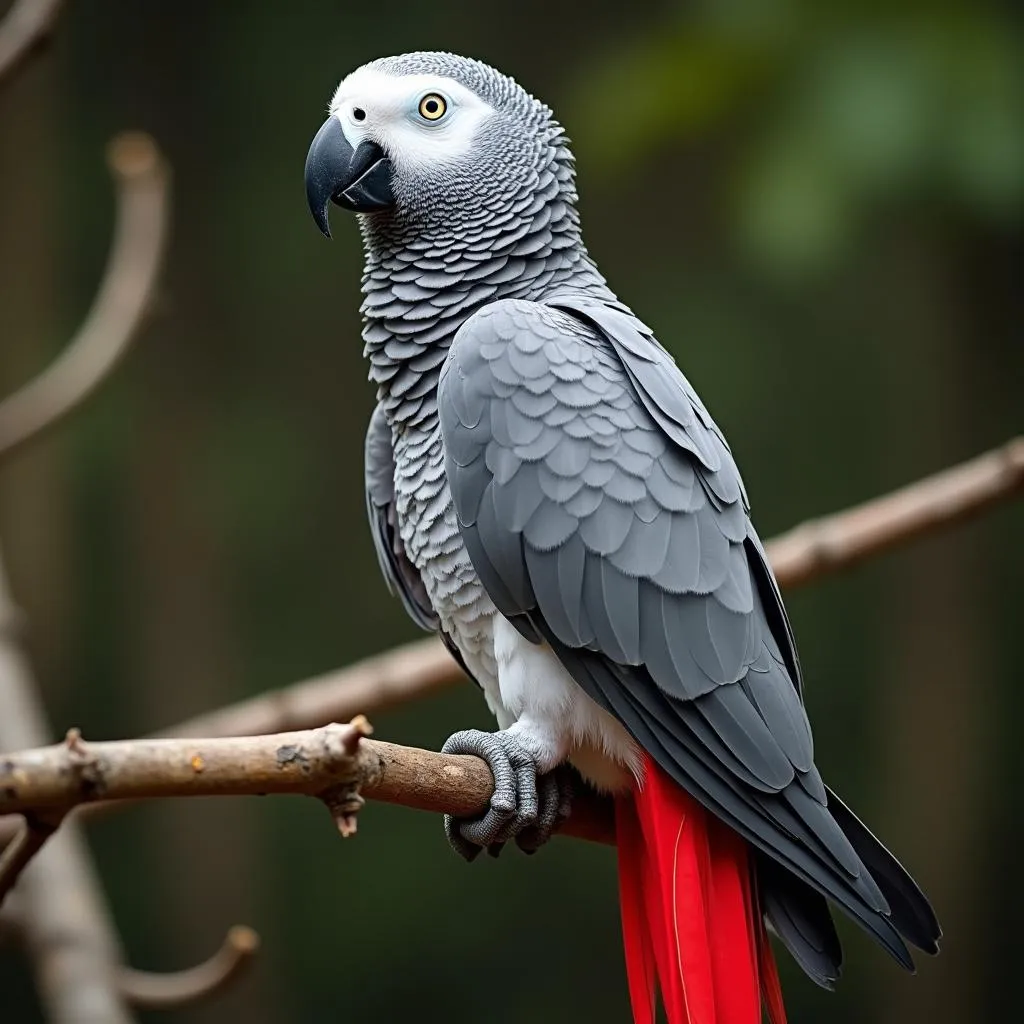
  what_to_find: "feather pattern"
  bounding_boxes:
[364,403,438,631]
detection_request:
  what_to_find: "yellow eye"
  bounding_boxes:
[418,93,447,121]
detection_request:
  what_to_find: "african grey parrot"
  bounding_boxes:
[303,52,940,1023]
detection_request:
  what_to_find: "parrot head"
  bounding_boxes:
[304,52,572,239]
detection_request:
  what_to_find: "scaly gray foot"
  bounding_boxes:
[513,763,575,855]
[440,729,574,860]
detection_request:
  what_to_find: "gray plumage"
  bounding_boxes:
[365,403,436,631]
[323,51,940,986]
[365,401,482,683]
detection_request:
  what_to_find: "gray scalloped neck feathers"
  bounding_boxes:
[357,52,611,426]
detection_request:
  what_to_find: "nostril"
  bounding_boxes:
[352,107,366,122]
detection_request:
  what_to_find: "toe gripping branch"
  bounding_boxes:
[440,729,574,860]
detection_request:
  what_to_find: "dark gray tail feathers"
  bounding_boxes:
[825,786,942,955]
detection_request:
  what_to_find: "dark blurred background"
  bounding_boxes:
[0,1,1021,1021]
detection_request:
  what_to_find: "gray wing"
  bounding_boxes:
[438,296,929,970]
[364,404,437,631]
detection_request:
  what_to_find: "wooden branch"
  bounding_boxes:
[0,0,63,88]
[766,436,1024,588]
[0,132,170,461]
[0,719,616,850]
[116,926,259,1010]
[0,552,134,1022]
[0,640,470,844]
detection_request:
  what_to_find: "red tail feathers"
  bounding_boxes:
[615,755,787,1024]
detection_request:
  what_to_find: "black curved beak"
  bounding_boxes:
[304,117,394,237]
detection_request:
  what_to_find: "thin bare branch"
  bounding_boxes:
[0,132,170,461]
[0,812,61,904]
[0,0,63,88]
[116,926,260,1010]
[766,436,1024,587]
[0,720,616,848]
[0,640,472,844]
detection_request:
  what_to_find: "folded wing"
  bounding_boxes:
[438,295,939,974]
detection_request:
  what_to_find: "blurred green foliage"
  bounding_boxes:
[0,2,1020,1023]
[572,1,1024,273]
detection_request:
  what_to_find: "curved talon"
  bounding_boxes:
[507,748,539,827]
[516,764,576,854]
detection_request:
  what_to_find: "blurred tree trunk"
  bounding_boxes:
[876,231,991,1024]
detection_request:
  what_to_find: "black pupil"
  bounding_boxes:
[425,99,439,114]
[353,107,366,121]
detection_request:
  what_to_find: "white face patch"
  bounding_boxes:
[329,67,496,177]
